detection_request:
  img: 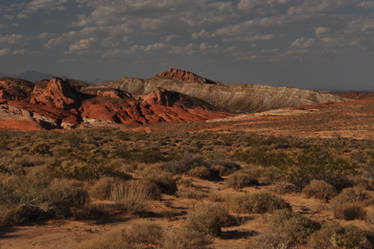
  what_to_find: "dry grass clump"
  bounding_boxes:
[225,171,259,190]
[246,233,295,249]
[109,181,152,213]
[184,204,237,236]
[188,166,221,181]
[42,179,89,208]
[177,187,206,200]
[303,179,338,201]
[70,204,109,221]
[90,177,123,200]
[366,206,374,224]
[163,226,211,249]
[77,222,162,249]
[270,181,297,194]
[0,204,48,226]
[331,187,371,220]
[308,222,373,249]
[143,171,178,195]
[227,192,291,214]
[211,161,241,176]
[247,209,319,248]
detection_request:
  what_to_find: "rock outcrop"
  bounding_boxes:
[0,75,231,130]
[154,68,220,85]
[30,77,81,109]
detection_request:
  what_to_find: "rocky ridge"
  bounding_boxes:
[0,75,228,130]
[88,68,347,113]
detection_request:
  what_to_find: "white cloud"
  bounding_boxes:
[0,48,10,56]
[315,26,329,36]
[17,0,68,18]
[67,37,95,53]
[192,29,215,39]
[0,34,24,44]
[291,38,315,48]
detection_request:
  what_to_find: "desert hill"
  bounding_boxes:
[0,69,349,130]
[85,68,347,113]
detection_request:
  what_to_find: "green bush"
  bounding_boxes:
[228,192,291,214]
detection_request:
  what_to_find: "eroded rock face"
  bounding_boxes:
[0,68,351,131]
[30,77,80,109]
[154,68,219,85]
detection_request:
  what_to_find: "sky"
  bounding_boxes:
[0,0,374,90]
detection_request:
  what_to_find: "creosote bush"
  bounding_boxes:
[331,187,370,220]
[268,209,320,245]
[225,171,259,190]
[163,226,211,249]
[308,222,373,249]
[77,222,162,249]
[227,192,291,214]
[42,179,89,208]
[303,179,338,201]
[184,204,237,236]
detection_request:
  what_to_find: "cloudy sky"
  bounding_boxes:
[0,0,374,90]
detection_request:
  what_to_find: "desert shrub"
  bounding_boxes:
[211,161,241,176]
[308,222,372,249]
[162,155,209,174]
[78,222,162,249]
[303,180,338,201]
[77,233,134,249]
[0,204,48,226]
[41,179,89,208]
[269,209,320,245]
[31,142,50,154]
[71,204,109,221]
[246,232,295,249]
[163,226,211,249]
[333,203,367,220]
[188,166,221,181]
[184,204,237,236]
[121,222,162,245]
[331,187,370,220]
[366,206,374,224]
[90,177,124,200]
[270,181,297,194]
[144,171,177,195]
[110,180,151,213]
[225,171,259,190]
[228,192,291,214]
[177,187,206,200]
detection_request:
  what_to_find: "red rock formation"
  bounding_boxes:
[154,68,220,84]
[0,78,34,100]
[30,77,80,109]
